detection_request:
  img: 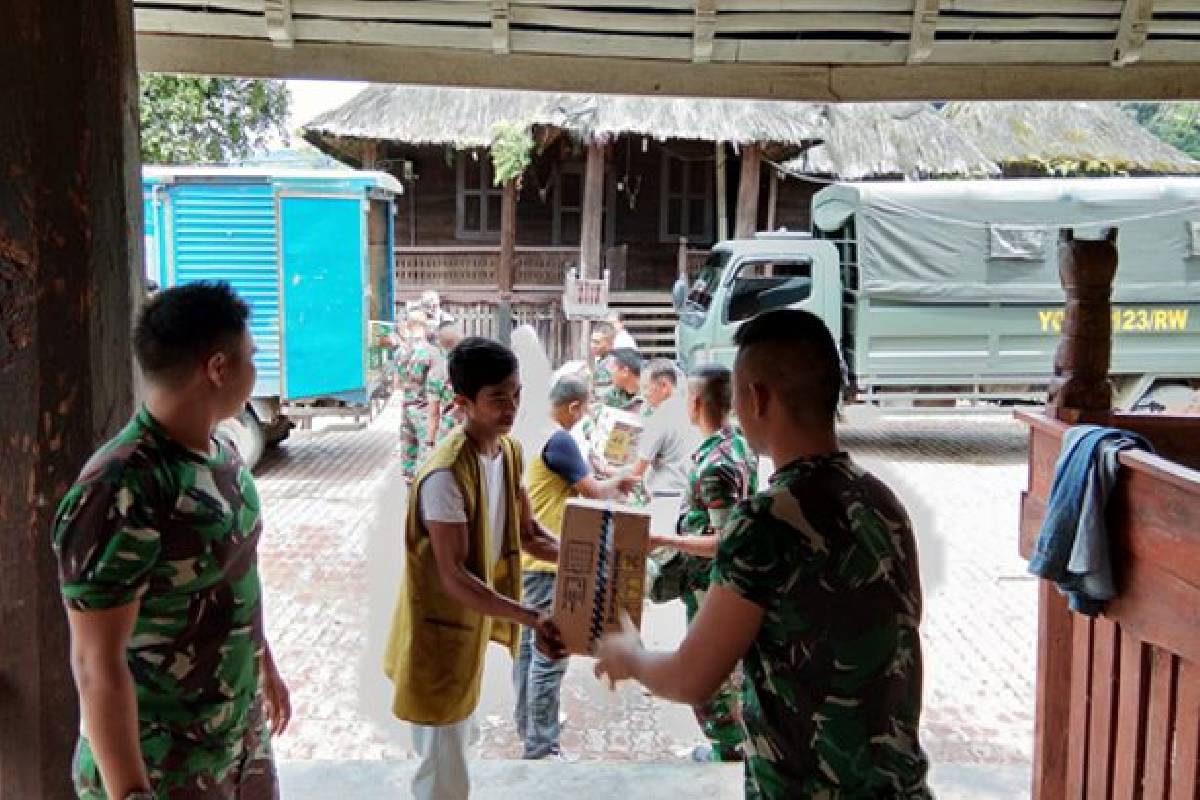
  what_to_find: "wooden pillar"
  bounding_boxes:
[580,140,606,279]
[361,139,380,169]
[735,143,762,239]
[715,141,728,241]
[2,0,140,797]
[766,168,780,232]
[497,179,517,344]
[1046,228,1119,421]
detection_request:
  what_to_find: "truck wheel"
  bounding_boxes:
[219,409,266,470]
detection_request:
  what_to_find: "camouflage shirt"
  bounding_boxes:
[53,408,268,757]
[602,385,644,415]
[400,340,436,411]
[712,453,931,800]
[591,355,613,401]
[426,349,461,440]
[677,426,757,590]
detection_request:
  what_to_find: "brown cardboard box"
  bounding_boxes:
[590,406,644,469]
[552,499,651,656]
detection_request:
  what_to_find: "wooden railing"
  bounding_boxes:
[1018,411,1200,800]
[395,245,578,290]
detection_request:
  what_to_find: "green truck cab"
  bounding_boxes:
[676,178,1200,409]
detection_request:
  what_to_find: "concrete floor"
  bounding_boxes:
[278,759,1030,799]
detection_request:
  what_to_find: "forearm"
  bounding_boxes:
[626,649,714,706]
[426,401,441,442]
[75,660,149,797]
[442,566,536,627]
[654,533,718,558]
[521,520,560,564]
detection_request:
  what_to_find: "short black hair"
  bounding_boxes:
[549,375,589,407]
[646,358,678,386]
[448,337,519,400]
[689,364,732,425]
[133,281,250,384]
[610,347,642,376]
[734,309,842,423]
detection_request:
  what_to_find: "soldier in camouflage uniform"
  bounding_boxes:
[398,310,435,482]
[650,364,757,763]
[426,322,464,445]
[588,322,616,404]
[52,282,290,800]
[597,309,931,799]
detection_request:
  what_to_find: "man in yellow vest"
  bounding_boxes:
[515,376,638,759]
[384,337,564,800]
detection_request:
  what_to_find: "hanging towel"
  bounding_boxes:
[1028,424,1153,616]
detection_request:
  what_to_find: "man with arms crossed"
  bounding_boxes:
[596,309,932,799]
[53,282,290,799]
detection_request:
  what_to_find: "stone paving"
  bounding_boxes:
[255,404,1037,781]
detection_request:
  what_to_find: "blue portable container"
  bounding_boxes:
[143,166,403,465]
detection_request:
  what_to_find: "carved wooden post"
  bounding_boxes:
[1046,228,1119,421]
[3,0,140,796]
[735,143,762,239]
[496,179,517,344]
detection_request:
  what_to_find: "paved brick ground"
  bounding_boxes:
[255,405,1036,778]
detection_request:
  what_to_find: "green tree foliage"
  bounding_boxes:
[140,75,291,164]
[490,122,534,186]
[1123,102,1200,160]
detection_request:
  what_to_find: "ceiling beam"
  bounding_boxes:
[491,0,510,55]
[1113,0,1156,66]
[907,0,940,64]
[264,0,294,48]
[693,0,717,63]
[136,34,1200,101]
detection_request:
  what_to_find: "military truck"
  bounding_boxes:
[675,178,1200,409]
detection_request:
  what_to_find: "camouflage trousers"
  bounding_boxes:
[399,404,430,482]
[73,705,277,799]
[683,586,746,761]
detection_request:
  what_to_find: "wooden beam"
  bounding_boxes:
[496,179,516,343]
[766,167,779,231]
[735,144,762,239]
[907,0,939,64]
[1113,0,1157,66]
[580,141,605,279]
[491,0,509,55]
[715,141,728,241]
[264,0,294,47]
[134,35,1200,101]
[4,0,140,797]
[693,0,717,63]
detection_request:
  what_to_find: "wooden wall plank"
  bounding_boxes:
[1032,582,1075,800]
[1112,631,1150,800]
[1169,659,1200,800]
[1142,649,1180,799]
[1088,617,1121,798]
[1067,615,1096,797]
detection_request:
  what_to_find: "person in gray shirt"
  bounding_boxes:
[631,359,698,531]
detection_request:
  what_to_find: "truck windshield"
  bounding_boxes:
[684,250,731,314]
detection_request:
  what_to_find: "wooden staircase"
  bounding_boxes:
[609,290,677,361]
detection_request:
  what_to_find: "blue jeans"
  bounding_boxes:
[512,571,569,759]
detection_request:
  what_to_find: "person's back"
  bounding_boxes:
[717,453,930,797]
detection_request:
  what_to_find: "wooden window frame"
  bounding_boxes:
[659,153,714,245]
[553,162,584,246]
[456,149,503,241]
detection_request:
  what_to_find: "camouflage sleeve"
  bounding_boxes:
[52,465,164,610]
[696,461,741,511]
[710,496,812,611]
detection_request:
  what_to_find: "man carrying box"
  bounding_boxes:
[596,310,932,799]
[384,337,565,800]
[514,376,638,760]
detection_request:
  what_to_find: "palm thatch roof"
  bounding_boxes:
[942,102,1200,175]
[303,84,825,158]
[784,103,998,180]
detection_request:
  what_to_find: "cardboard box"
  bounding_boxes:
[591,406,644,469]
[552,499,651,656]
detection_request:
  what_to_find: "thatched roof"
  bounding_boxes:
[784,103,998,180]
[942,102,1200,175]
[303,84,824,156]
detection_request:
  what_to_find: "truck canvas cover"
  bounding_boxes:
[812,178,1200,305]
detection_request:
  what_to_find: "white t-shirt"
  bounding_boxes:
[638,398,697,497]
[419,451,508,564]
[613,329,639,351]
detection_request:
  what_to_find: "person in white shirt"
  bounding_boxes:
[630,359,698,533]
[607,310,639,351]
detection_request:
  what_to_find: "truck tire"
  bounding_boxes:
[219,409,266,471]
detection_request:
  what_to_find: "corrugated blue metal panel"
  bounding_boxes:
[166,182,281,397]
